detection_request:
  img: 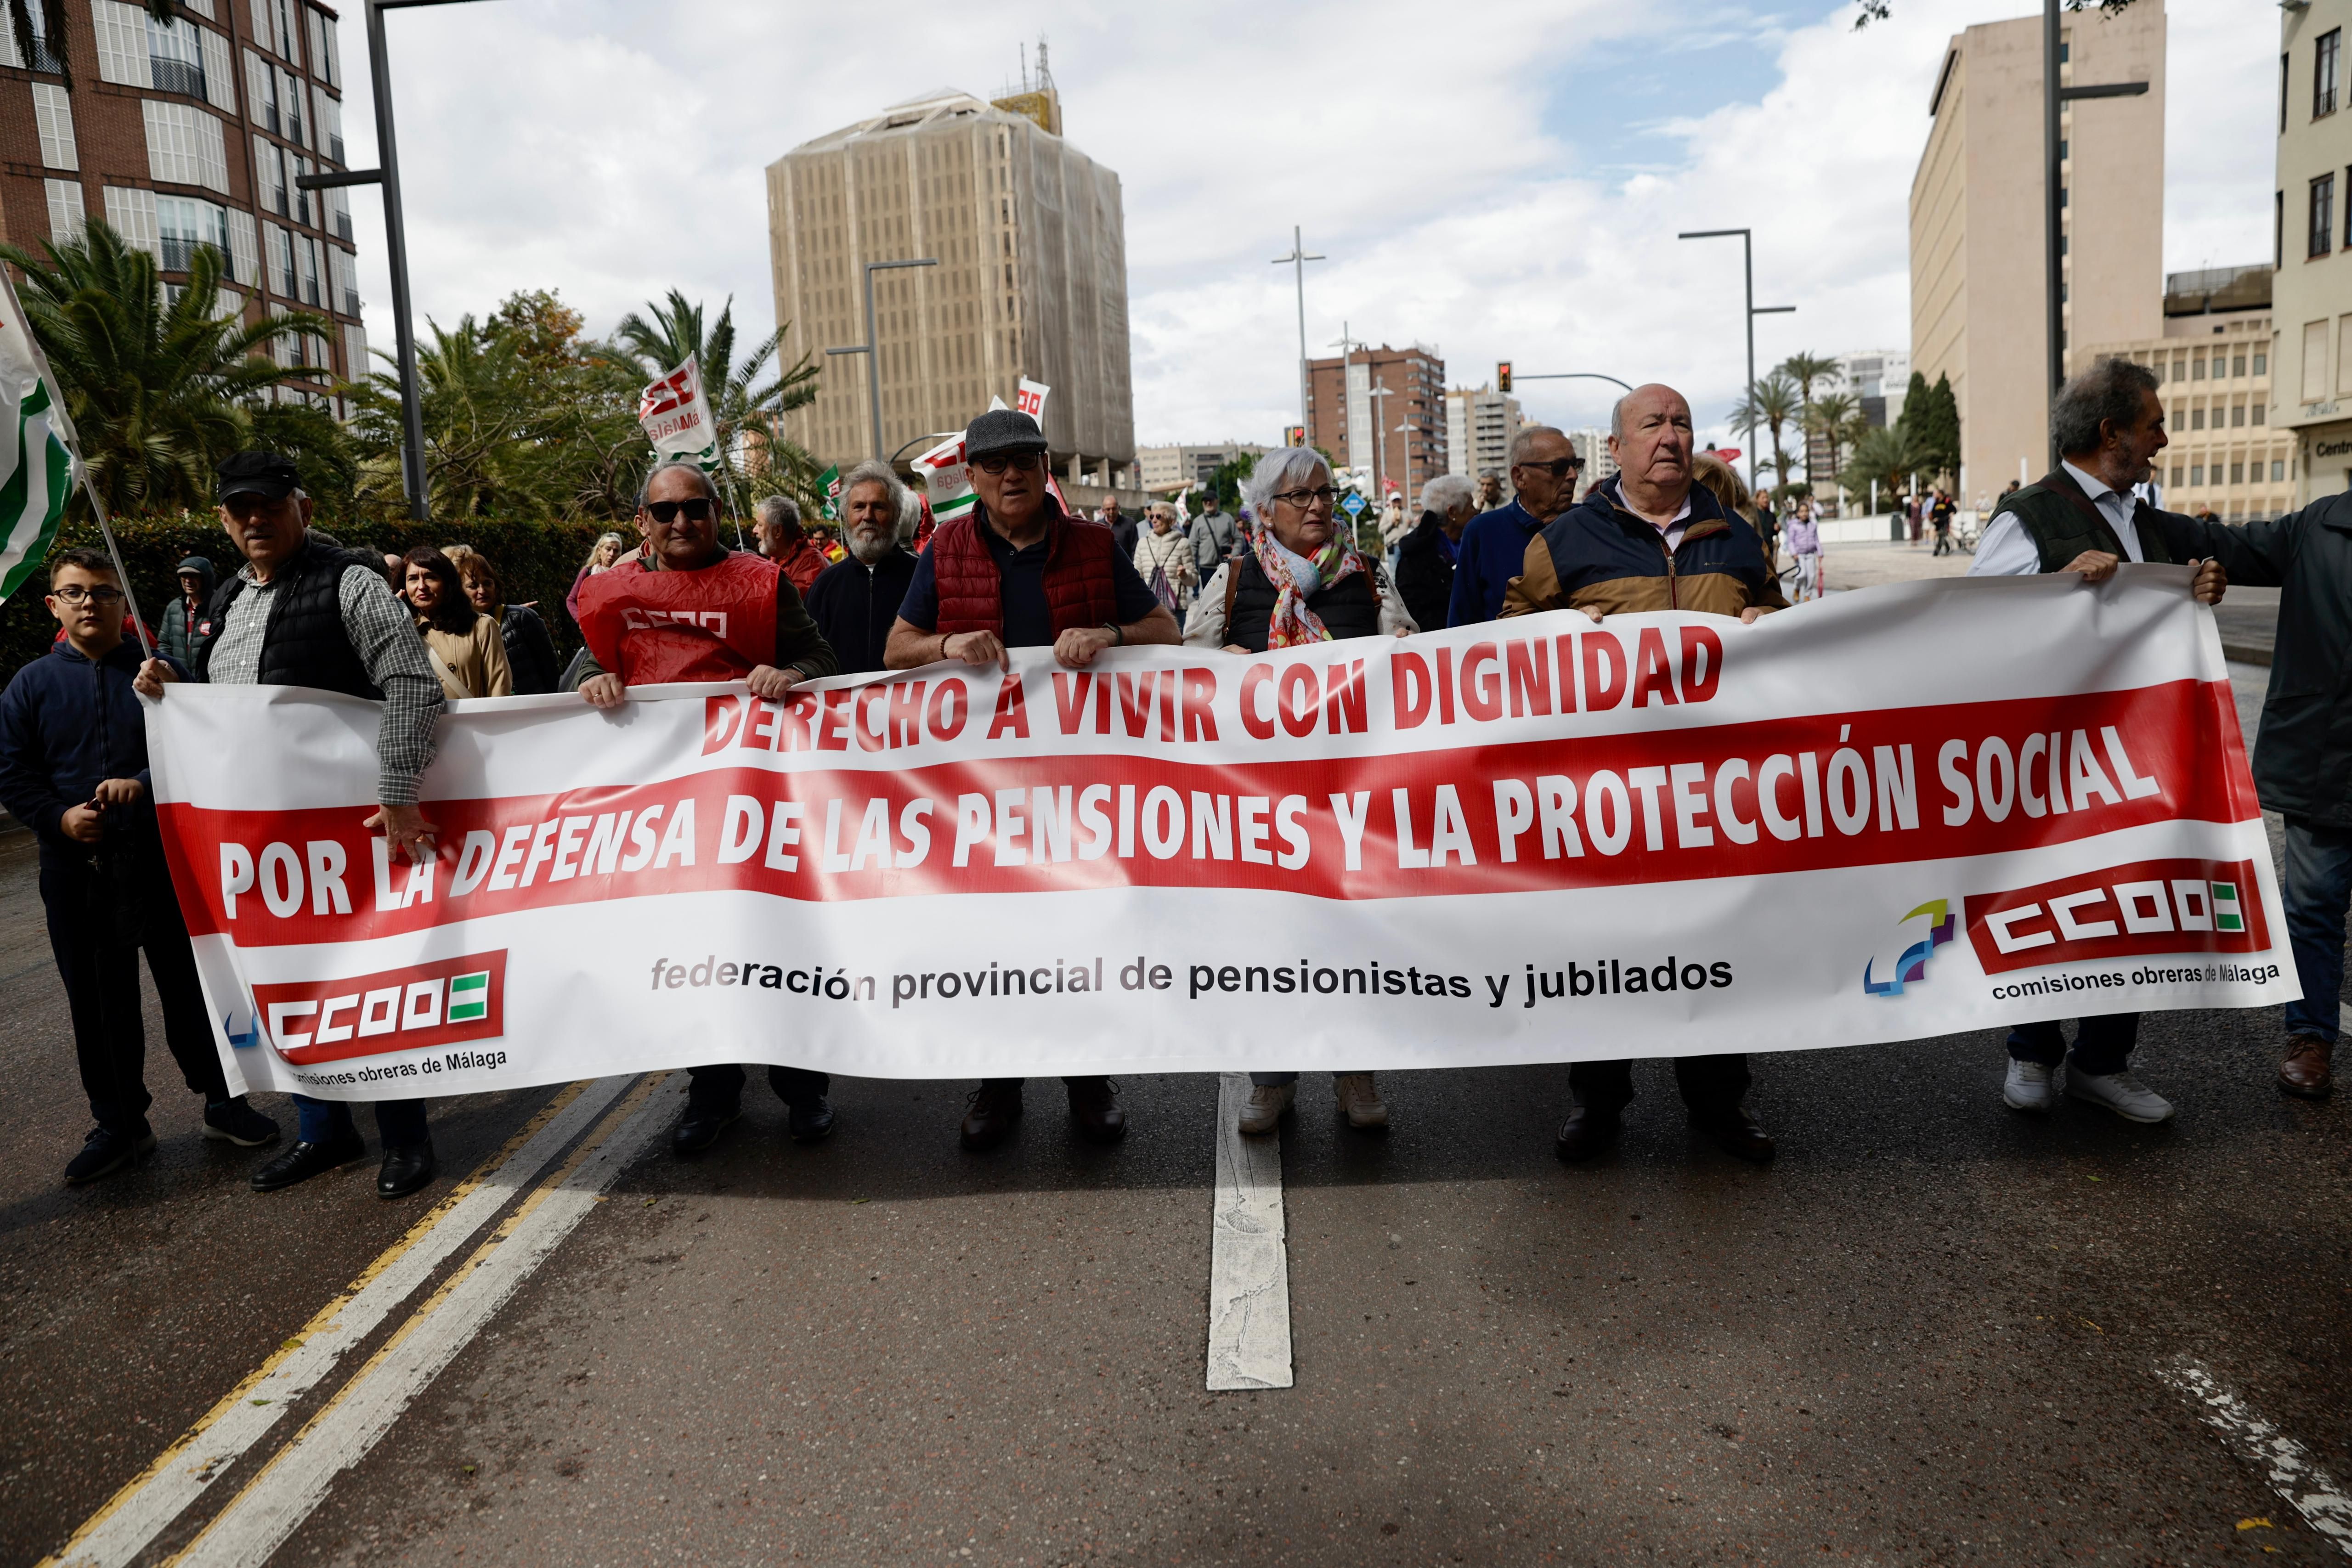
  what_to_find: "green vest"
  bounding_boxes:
[1990,467,2177,571]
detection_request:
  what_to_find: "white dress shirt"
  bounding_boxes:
[1969,460,2143,578]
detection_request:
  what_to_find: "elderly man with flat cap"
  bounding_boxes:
[1501,384,1787,1167]
[135,451,449,1199]
[885,408,1181,1152]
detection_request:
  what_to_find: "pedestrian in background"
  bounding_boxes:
[0,548,280,1183]
[1184,446,1413,1137]
[567,531,626,625]
[1785,496,1824,601]
[754,496,830,595]
[1097,494,1140,562]
[1189,488,1241,581]
[1500,385,1782,1166]
[1930,488,1956,556]
[1448,427,1581,626]
[1475,472,1505,512]
[806,461,920,676]
[574,463,841,1155]
[1133,502,1195,613]
[138,451,447,1199]
[883,409,1180,1154]
[156,555,215,668]
[1969,357,2228,1125]
[401,546,512,700]
[1395,473,1474,635]
[445,547,560,696]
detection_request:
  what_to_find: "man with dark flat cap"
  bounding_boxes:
[884,409,1180,1152]
[135,450,449,1200]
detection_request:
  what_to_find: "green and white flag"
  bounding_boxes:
[816,464,842,519]
[0,273,74,605]
[912,433,975,521]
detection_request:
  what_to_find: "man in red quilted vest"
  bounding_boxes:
[573,463,843,1157]
[884,409,1179,1152]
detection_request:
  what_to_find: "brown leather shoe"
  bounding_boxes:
[1553,1105,1621,1162]
[1693,1107,1776,1164]
[1065,1076,1126,1144]
[2279,1035,2335,1100]
[960,1080,1023,1151]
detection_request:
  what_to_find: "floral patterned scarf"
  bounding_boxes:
[1248,522,1366,649]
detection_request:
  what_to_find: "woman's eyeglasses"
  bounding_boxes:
[1270,485,1337,508]
[50,585,124,606]
[972,450,1046,476]
[645,497,716,525]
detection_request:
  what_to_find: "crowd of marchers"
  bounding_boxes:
[3,358,2348,1196]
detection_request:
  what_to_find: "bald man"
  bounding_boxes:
[1502,383,1785,1166]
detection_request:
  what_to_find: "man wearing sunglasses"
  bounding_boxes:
[1446,427,1582,626]
[573,462,844,1156]
[884,408,1179,1152]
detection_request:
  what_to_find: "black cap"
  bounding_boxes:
[175,555,211,575]
[216,450,300,501]
[963,408,1048,463]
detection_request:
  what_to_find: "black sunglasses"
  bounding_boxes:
[1516,457,1583,479]
[645,497,716,525]
[972,450,1046,476]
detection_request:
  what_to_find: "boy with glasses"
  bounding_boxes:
[0,549,280,1183]
[884,409,1180,1152]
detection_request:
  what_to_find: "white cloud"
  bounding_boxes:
[335,0,2272,454]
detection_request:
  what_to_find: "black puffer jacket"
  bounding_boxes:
[190,530,385,697]
[1393,512,1456,636]
[2192,494,2352,825]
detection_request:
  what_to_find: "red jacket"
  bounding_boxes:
[929,509,1117,640]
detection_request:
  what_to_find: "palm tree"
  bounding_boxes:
[1779,352,1837,488]
[612,291,820,486]
[1805,390,1860,508]
[1728,370,1802,496]
[1841,424,1925,512]
[10,0,172,87]
[0,220,334,517]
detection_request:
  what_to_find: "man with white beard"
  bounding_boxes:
[805,461,923,676]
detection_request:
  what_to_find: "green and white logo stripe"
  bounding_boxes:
[0,376,72,604]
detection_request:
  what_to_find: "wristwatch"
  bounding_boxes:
[1102,622,1125,646]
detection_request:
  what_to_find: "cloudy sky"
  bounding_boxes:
[338,0,2273,451]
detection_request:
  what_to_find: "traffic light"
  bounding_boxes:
[1284,425,1306,448]
[1497,361,1513,393]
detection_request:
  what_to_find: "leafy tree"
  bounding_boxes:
[1842,423,1926,508]
[1728,370,1802,494]
[0,220,339,519]
[1922,373,1962,480]
[613,290,820,493]
[1805,390,1861,507]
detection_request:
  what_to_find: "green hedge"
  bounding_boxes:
[1,512,616,684]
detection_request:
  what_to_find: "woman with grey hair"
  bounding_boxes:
[1133,502,1195,612]
[1185,444,1416,1137]
[1394,472,1476,632]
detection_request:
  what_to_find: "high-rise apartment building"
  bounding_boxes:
[1910,2,2165,494]
[1305,343,1445,504]
[766,87,1135,487]
[2274,0,2352,504]
[1567,428,1617,494]
[0,0,367,405]
[2078,266,2288,521]
[1802,349,1909,486]
[1136,441,1265,491]
[1444,383,1521,485]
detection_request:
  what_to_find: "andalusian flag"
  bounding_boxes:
[0,273,74,605]
[912,433,976,521]
[816,464,842,519]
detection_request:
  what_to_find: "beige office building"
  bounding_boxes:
[765,87,1136,485]
[1910,3,2166,495]
[2274,0,2352,504]
[1444,384,1522,482]
[1136,441,1265,492]
[2077,266,2290,521]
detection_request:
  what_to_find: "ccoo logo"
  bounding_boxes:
[251,951,507,1066]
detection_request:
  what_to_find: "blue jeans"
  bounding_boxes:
[2284,818,2352,1043]
[2008,1014,2137,1077]
[294,1093,429,1149]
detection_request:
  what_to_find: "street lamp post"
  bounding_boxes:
[1677,228,1794,494]
[1271,227,1326,440]
[1508,372,1635,393]
[1367,381,1394,510]
[296,0,489,522]
[825,257,939,462]
[2042,0,2148,458]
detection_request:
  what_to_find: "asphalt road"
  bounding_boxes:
[1,662,2344,1567]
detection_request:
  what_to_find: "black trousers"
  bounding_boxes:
[2006,1013,2137,1076]
[1570,1054,1749,1118]
[42,851,226,1132]
[687,1063,829,1109]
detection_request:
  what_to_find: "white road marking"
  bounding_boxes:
[167,1074,682,1568]
[43,1075,638,1568]
[2160,1357,2352,1555]
[1206,1072,1293,1391]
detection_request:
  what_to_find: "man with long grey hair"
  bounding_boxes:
[1969,355,2226,1126]
[806,460,921,675]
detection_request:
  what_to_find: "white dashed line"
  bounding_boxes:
[2160,1357,2352,1555]
[1206,1073,1293,1390]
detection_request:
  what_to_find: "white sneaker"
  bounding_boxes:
[1237,1081,1293,1135]
[2066,1068,2176,1124]
[1334,1072,1388,1129]
[2003,1059,2058,1113]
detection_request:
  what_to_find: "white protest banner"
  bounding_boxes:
[1015,377,1049,424]
[636,354,718,468]
[912,433,974,521]
[146,571,2292,1102]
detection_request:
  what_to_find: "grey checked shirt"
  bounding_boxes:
[206,548,445,805]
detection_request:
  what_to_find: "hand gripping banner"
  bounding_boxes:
[146,568,2294,1101]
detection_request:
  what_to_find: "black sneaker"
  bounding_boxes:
[65,1124,156,1184]
[203,1097,282,1148]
